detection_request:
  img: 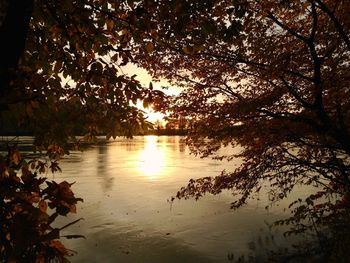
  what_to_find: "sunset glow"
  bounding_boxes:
[136,100,166,126]
[138,136,166,178]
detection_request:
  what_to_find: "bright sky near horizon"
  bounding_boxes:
[62,62,180,125]
[123,63,181,124]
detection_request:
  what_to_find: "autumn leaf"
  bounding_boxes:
[9,148,21,166]
[146,42,154,53]
[39,200,48,213]
[182,46,193,55]
[48,240,72,256]
[69,204,77,214]
[107,20,114,31]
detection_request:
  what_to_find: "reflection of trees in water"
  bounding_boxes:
[179,138,186,153]
[166,136,175,144]
[96,137,187,190]
[156,136,163,145]
[123,139,143,152]
[115,136,188,154]
[165,136,177,151]
[97,144,114,191]
[125,141,134,152]
[158,136,187,153]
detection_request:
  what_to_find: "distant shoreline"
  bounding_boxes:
[0,129,189,137]
[143,129,188,136]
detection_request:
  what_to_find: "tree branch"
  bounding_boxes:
[266,11,308,43]
[315,0,350,50]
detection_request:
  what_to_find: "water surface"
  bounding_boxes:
[52,136,296,262]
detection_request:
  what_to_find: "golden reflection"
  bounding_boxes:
[138,136,166,178]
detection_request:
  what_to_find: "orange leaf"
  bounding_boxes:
[146,42,154,53]
[39,200,48,213]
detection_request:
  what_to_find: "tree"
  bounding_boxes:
[0,147,83,262]
[130,0,350,251]
[0,0,167,146]
[164,115,187,130]
[0,0,160,261]
[1,0,349,260]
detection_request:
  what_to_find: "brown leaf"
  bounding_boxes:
[39,200,48,213]
[146,42,154,53]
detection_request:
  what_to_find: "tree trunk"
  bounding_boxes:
[0,0,34,92]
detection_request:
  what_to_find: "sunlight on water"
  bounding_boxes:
[43,136,310,263]
[137,136,167,178]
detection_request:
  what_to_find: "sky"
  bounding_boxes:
[62,61,181,125]
[122,63,181,124]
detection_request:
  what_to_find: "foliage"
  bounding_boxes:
[0,1,160,260]
[129,0,350,245]
[0,143,83,262]
[0,0,170,260]
[165,115,188,130]
[0,0,167,147]
[1,0,349,260]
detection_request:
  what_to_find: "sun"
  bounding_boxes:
[136,101,166,126]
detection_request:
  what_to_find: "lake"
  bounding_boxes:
[50,136,301,262]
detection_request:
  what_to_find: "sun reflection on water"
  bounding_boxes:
[138,136,167,178]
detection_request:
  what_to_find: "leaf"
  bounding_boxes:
[39,200,48,213]
[305,198,314,206]
[146,42,154,53]
[69,204,77,213]
[48,240,72,256]
[143,98,149,108]
[182,46,192,54]
[10,149,21,165]
[193,44,204,53]
[111,53,119,61]
[43,229,60,241]
[107,20,114,31]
